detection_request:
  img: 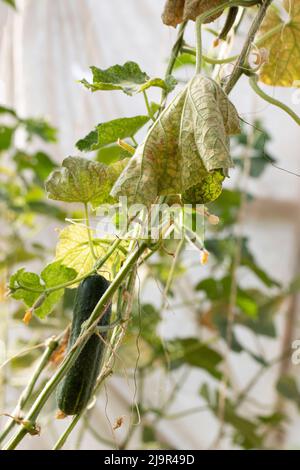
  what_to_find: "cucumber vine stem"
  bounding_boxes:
[182,21,284,66]
[52,413,82,450]
[84,203,97,261]
[224,0,273,94]
[182,45,238,65]
[195,16,203,74]
[249,74,300,126]
[142,90,155,122]
[160,21,187,106]
[53,265,138,450]
[0,335,60,444]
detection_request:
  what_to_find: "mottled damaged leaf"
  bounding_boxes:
[257,0,300,87]
[111,75,240,205]
[81,61,177,96]
[76,115,149,152]
[45,156,129,207]
[162,0,224,27]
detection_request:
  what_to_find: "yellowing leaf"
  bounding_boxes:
[45,156,128,207]
[162,0,224,27]
[55,224,124,281]
[111,75,240,205]
[257,0,300,87]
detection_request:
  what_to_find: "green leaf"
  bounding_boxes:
[81,61,177,96]
[196,278,220,299]
[0,105,17,116]
[277,375,300,408]
[111,75,240,205]
[200,384,262,449]
[258,411,286,426]
[45,156,129,207]
[27,200,67,221]
[96,144,131,165]
[35,261,77,318]
[257,0,300,87]
[239,295,282,338]
[168,338,222,379]
[241,257,280,288]
[9,262,77,318]
[76,115,149,152]
[9,268,43,307]
[224,402,263,449]
[142,425,156,444]
[41,261,77,287]
[0,126,15,150]
[209,189,242,227]
[236,289,258,318]
[55,224,124,280]
[14,151,57,182]
[234,154,276,178]
[173,52,196,70]
[22,118,57,142]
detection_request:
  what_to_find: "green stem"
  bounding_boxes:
[182,45,238,65]
[160,21,187,106]
[130,136,138,147]
[249,74,300,126]
[195,16,202,74]
[52,264,138,450]
[165,405,209,420]
[0,336,59,444]
[84,203,97,261]
[163,238,184,304]
[224,0,273,94]
[183,19,282,67]
[52,413,82,450]
[2,242,148,450]
[142,91,155,122]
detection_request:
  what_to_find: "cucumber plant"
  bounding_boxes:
[1,0,300,450]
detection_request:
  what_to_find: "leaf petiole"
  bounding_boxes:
[83,203,97,261]
[249,74,300,126]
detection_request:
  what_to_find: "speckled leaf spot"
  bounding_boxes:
[162,0,225,27]
[257,0,300,87]
[111,75,240,206]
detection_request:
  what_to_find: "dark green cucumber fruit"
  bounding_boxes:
[56,274,111,415]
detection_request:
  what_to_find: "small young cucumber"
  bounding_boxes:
[56,274,111,415]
